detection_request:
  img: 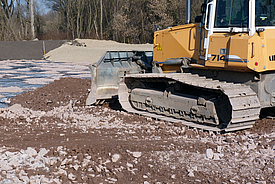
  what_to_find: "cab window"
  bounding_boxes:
[256,0,275,26]
[215,0,249,28]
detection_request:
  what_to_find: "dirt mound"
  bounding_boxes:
[249,118,275,134]
[11,77,91,111]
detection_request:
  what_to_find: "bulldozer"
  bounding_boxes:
[86,0,275,132]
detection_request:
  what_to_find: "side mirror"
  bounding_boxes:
[201,3,207,13]
[195,15,202,23]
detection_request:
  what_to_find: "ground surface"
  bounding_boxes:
[0,40,274,183]
[0,77,273,183]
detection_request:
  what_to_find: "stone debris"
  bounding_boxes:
[132,152,142,158]
[0,148,61,183]
[188,171,195,177]
[206,148,214,159]
[111,154,121,163]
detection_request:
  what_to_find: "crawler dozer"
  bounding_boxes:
[87,0,275,132]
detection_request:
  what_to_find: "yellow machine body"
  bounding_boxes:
[154,24,275,73]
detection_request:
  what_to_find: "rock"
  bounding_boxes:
[4,151,15,157]
[132,152,142,158]
[256,181,266,184]
[73,164,80,170]
[57,146,63,151]
[52,178,62,184]
[248,143,257,150]
[267,168,273,174]
[185,129,195,138]
[59,150,67,156]
[224,138,233,143]
[82,175,88,181]
[0,161,13,171]
[29,176,41,184]
[158,124,166,129]
[7,176,22,183]
[206,148,214,159]
[188,171,195,177]
[173,122,182,127]
[7,104,23,113]
[1,179,12,184]
[217,146,222,153]
[112,154,121,163]
[126,162,134,168]
[19,170,27,177]
[49,157,58,166]
[82,159,90,167]
[61,158,72,165]
[171,174,176,179]
[108,178,118,182]
[25,147,37,157]
[68,173,76,180]
[38,148,48,157]
[213,153,221,160]
[19,175,30,183]
[55,169,67,176]
[115,172,124,179]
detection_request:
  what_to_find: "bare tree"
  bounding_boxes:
[0,0,18,40]
[40,0,204,42]
[30,0,35,39]
[16,0,25,38]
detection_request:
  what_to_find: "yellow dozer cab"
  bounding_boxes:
[87,0,275,132]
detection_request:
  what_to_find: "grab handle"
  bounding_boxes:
[251,42,255,58]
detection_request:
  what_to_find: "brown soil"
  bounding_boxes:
[2,77,275,183]
[11,77,91,111]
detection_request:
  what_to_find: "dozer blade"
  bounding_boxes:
[86,51,153,105]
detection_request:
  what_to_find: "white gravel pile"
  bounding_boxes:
[44,39,153,63]
[0,147,61,184]
[0,146,144,184]
[2,104,154,131]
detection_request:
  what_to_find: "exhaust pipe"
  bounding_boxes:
[185,0,191,24]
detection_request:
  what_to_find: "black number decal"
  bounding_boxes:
[212,54,217,61]
[220,55,226,61]
[211,55,226,62]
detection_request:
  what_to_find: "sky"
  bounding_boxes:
[37,0,51,14]
[12,0,51,14]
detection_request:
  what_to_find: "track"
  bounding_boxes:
[118,73,261,132]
